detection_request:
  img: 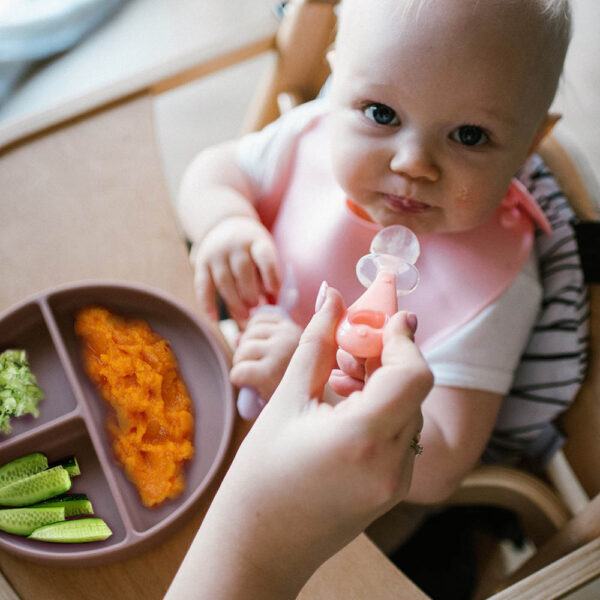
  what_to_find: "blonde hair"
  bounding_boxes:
[410,0,569,48]
[337,0,572,110]
[340,0,571,46]
[538,0,572,60]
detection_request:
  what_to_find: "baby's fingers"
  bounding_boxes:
[194,263,218,321]
[232,338,268,365]
[229,248,261,307]
[210,257,250,323]
[250,237,281,296]
[230,358,269,390]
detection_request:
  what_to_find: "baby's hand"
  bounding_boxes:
[229,309,302,403]
[191,216,281,323]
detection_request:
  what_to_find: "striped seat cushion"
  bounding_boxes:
[483,154,590,466]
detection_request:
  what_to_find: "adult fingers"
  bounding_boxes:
[328,369,365,397]
[364,355,382,380]
[336,349,366,380]
[276,285,346,407]
[363,311,415,378]
[386,412,425,503]
[348,312,432,435]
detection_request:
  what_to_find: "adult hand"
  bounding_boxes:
[329,347,369,396]
[165,284,432,600]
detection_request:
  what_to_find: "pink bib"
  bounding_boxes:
[258,114,551,351]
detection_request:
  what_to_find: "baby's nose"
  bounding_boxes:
[389,135,440,182]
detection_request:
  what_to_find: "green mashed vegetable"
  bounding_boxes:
[0,350,44,434]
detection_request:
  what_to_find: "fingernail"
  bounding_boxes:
[315,281,328,312]
[406,312,418,335]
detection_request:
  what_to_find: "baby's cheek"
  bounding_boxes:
[331,153,354,194]
[332,144,370,193]
[449,186,503,230]
[330,122,364,174]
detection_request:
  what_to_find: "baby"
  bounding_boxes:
[178,0,579,504]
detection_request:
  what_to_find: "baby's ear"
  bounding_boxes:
[528,113,561,155]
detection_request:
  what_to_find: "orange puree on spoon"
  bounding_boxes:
[75,307,194,507]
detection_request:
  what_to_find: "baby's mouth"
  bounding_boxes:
[383,194,432,214]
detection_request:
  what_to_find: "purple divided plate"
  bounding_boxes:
[0,281,235,565]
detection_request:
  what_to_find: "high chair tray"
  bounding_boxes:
[0,281,235,566]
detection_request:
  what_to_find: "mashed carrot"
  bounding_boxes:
[75,306,194,507]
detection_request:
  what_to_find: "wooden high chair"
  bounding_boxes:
[449,134,600,599]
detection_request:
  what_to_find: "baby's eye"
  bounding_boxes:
[450,125,489,147]
[363,103,400,126]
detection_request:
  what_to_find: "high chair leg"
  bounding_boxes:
[544,449,590,515]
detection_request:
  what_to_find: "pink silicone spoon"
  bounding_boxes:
[335,225,420,359]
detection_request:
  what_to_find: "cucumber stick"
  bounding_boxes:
[50,456,80,477]
[0,453,48,486]
[0,466,71,506]
[0,453,110,544]
[28,518,112,543]
[0,507,65,535]
[33,493,93,517]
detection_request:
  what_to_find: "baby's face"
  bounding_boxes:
[329,0,555,234]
